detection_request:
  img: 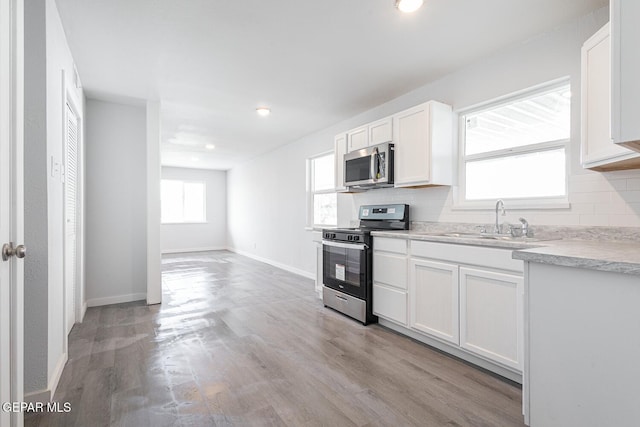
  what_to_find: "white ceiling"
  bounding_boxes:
[55,0,607,170]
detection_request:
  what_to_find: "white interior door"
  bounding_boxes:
[0,27,12,423]
[64,102,78,335]
[1,0,24,426]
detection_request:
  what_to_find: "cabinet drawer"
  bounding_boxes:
[373,284,407,325]
[374,237,407,254]
[373,252,407,289]
[411,240,523,273]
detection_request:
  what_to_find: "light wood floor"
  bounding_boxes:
[26,250,525,427]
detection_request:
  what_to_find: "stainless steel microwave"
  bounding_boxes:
[343,142,394,189]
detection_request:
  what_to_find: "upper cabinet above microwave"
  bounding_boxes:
[346,116,393,152]
[611,0,640,151]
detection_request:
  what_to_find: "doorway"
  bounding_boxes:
[63,99,81,335]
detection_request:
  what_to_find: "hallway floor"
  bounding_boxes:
[26,251,525,426]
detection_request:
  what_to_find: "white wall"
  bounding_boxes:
[24,0,85,397]
[45,0,84,396]
[349,6,638,229]
[228,7,619,277]
[85,99,147,307]
[227,135,336,278]
[161,167,227,253]
[146,101,162,305]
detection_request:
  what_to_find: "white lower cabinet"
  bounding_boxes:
[459,267,523,371]
[409,258,459,345]
[372,284,407,325]
[372,238,408,325]
[373,237,524,378]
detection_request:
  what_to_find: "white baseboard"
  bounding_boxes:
[25,351,69,403]
[161,246,227,254]
[80,301,88,322]
[48,352,68,399]
[378,319,522,384]
[229,248,315,280]
[86,293,147,308]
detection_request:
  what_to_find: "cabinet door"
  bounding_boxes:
[347,126,368,152]
[334,133,348,191]
[459,267,523,371]
[409,258,459,344]
[393,103,431,186]
[611,0,640,150]
[581,23,639,170]
[369,117,393,146]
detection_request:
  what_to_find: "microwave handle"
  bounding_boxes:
[370,148,379,181]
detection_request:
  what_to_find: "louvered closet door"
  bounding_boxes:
[64,103,78,335]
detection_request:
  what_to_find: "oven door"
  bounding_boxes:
[322,240,368,300]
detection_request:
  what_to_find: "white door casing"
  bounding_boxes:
[1,0,25,426]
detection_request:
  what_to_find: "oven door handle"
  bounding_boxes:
[322,240,368,251]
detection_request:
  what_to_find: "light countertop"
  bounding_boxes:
[370,230,640,276]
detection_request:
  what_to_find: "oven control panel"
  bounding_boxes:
[322,229,368,244]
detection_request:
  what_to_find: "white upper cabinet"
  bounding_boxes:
[346,116,393,153]
[368,116,393,146]
[334,133,348,192]
[611,0,640,151]
[347,126,368,152]
[393,101,453,188]
[581,23,640,170]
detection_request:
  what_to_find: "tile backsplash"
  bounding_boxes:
[349,169,640,228]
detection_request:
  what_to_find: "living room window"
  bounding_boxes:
[161,179,206,223]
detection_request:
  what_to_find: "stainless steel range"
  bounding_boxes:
[322,204,409,325]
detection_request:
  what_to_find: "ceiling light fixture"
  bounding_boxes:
[395,0,424,13]
[191,156,199,162]
[205,144,215,150]
[256,107,271,117]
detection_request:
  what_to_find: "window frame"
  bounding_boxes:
[306,150,338,228]
[161,179,207,224]
[454,78,571,210]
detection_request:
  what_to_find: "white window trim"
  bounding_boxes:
[306,150,337,228]
[161,179,207,224]
[453,77,571,210]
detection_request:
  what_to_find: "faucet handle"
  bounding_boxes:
[519,217,533,237]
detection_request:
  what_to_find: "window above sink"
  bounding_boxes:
[455,79,571,210]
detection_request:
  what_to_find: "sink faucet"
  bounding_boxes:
[494,199,505,234]
[519,217,529,237]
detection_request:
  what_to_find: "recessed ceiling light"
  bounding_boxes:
[205,144,215,150]
[256,107,271,117]
[395,0,424,13]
